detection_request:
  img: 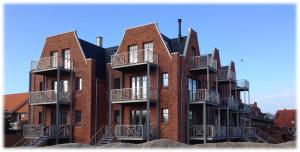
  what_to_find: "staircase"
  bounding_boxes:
[89,125,115,146]
[12,136,48,147]
[244,128,279,144]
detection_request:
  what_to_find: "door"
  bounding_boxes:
[130,110,147,137]
[143,42,153,62]
[62,80,68,101]
[63,49,71,69]
[50,51,58,67]
[129,45,138,63]
[131,76,147,100]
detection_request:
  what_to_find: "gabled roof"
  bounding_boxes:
[4,93,29,113]
[104,46,119,63]
[78,39,106,79]
[161,34,187,54]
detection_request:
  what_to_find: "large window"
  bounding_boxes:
[131,76,147,100]
[162,108,169,123]
[114,110,120,125]
[50,51,58,67]
[62,49,71,69]
[38,112,42,124]
[188,78,198,101]
[75,110,81,126]
[162,73,169,87]
[114,78,121,89]
[143,42,153,62]
[129,45,138,63]
[39,82,44,91]
[76,77,82,91]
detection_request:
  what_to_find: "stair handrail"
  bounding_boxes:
[96,125,114,146]
[12,137,27,147]
[89,125,106,145]
[256,128,279,144]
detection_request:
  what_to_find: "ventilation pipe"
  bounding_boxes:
[96,36,103,47]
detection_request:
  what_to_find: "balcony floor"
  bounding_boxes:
[30,101,71,106]
[190,136,226,141]
[112,62,158,72]
[112,99,156,104]
[31,68,72,76]
[189,67,217,74]
[190,101,219,106]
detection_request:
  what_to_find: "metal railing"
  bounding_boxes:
[111,49,158,67]
[220,96,238,109]
[23,125,44,138]
[31,56,73,72]
[243,103,251,113]
[114,125,157,139]
[23,125,70,138]
[111,87,157,102]
[30,90,71,105]
[190,125,226,139]
[188,89,220,105]
[228,127,242,137]
[218,69,236,81]
[243,127,256,137]
[237,79,249,90]
[189,55,217,70]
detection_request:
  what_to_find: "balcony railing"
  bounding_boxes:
[188,89,220,105]
[221,96,238,109]
[228,127,242,138]
[189,55,217,71]
[237,79,249,90]
[23,125,45,138]
[111,87,157,103]
[190,125,226,139]
[243,103,251,113]
[111,49,158,68]
[23,125,70,138]
[31,56,73,72]
[218,69,236,81]
[114,125,158,140]
[30,90,71,105]
[243,127,256,137]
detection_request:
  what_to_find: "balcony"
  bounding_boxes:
[29,90,71,105]
[218,69,236,82]
[243,103,251,113]
[111,49,158,72]
[228,127,242,138]
[189,55,217,73]
[111,87,157,104]
[190,125,226,140]
[220,96,238,110]
[237,79,249,91]
[188,89,220,105]
[23,125,70,139]
[114,125,158,140]
[31,56,73,75]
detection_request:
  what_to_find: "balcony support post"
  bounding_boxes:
[156,66,160,139]
[109,66,112,125]
[43,76,46,125]
[186,84,190,144]
[120,72,123,125]
[248,90,251,127]
[55,68,61,144]
[28,72,32,125]
[69,71,73,143]
[218,108,220,126]
[146,62,150,141]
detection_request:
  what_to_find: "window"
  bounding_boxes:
[62,49,71,69]
[162,73,169,87]
[52,80,57,92]
[76,78,82,91]
[38,112,42,124]
[75,110,81,126]
[51,111,56,125]
[188,78,198,101]
[162,108,169,123]
[39,82,44,91]
[114,110,121,125]
[60,112,67,125]
[189,111,193,120]
[143,42,153,62]
[129,45,138,63]
[50,51,58,67]
[114,78,121,89]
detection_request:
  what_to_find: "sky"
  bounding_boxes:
[4,4,296,114]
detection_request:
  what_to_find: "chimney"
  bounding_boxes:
[178,18,182,43]
[96,36,103,47]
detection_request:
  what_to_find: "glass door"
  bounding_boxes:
[143,42,153,62]
[50,51,58,68]
[62,49,70,69]
[129,45,138,63]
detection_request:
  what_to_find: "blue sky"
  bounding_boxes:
[4,4,296,114]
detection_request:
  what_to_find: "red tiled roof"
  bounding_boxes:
[4,92,29,113]
[273,109,296,128]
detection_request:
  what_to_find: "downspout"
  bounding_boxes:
[180,55,183,143]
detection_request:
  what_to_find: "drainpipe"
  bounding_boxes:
[94,78,98,143]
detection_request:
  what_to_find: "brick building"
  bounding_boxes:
[17,20,265,146]
[273,109,296,135]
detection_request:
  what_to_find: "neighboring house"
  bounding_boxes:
[4,93,29,130]
[273,109,296,135]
